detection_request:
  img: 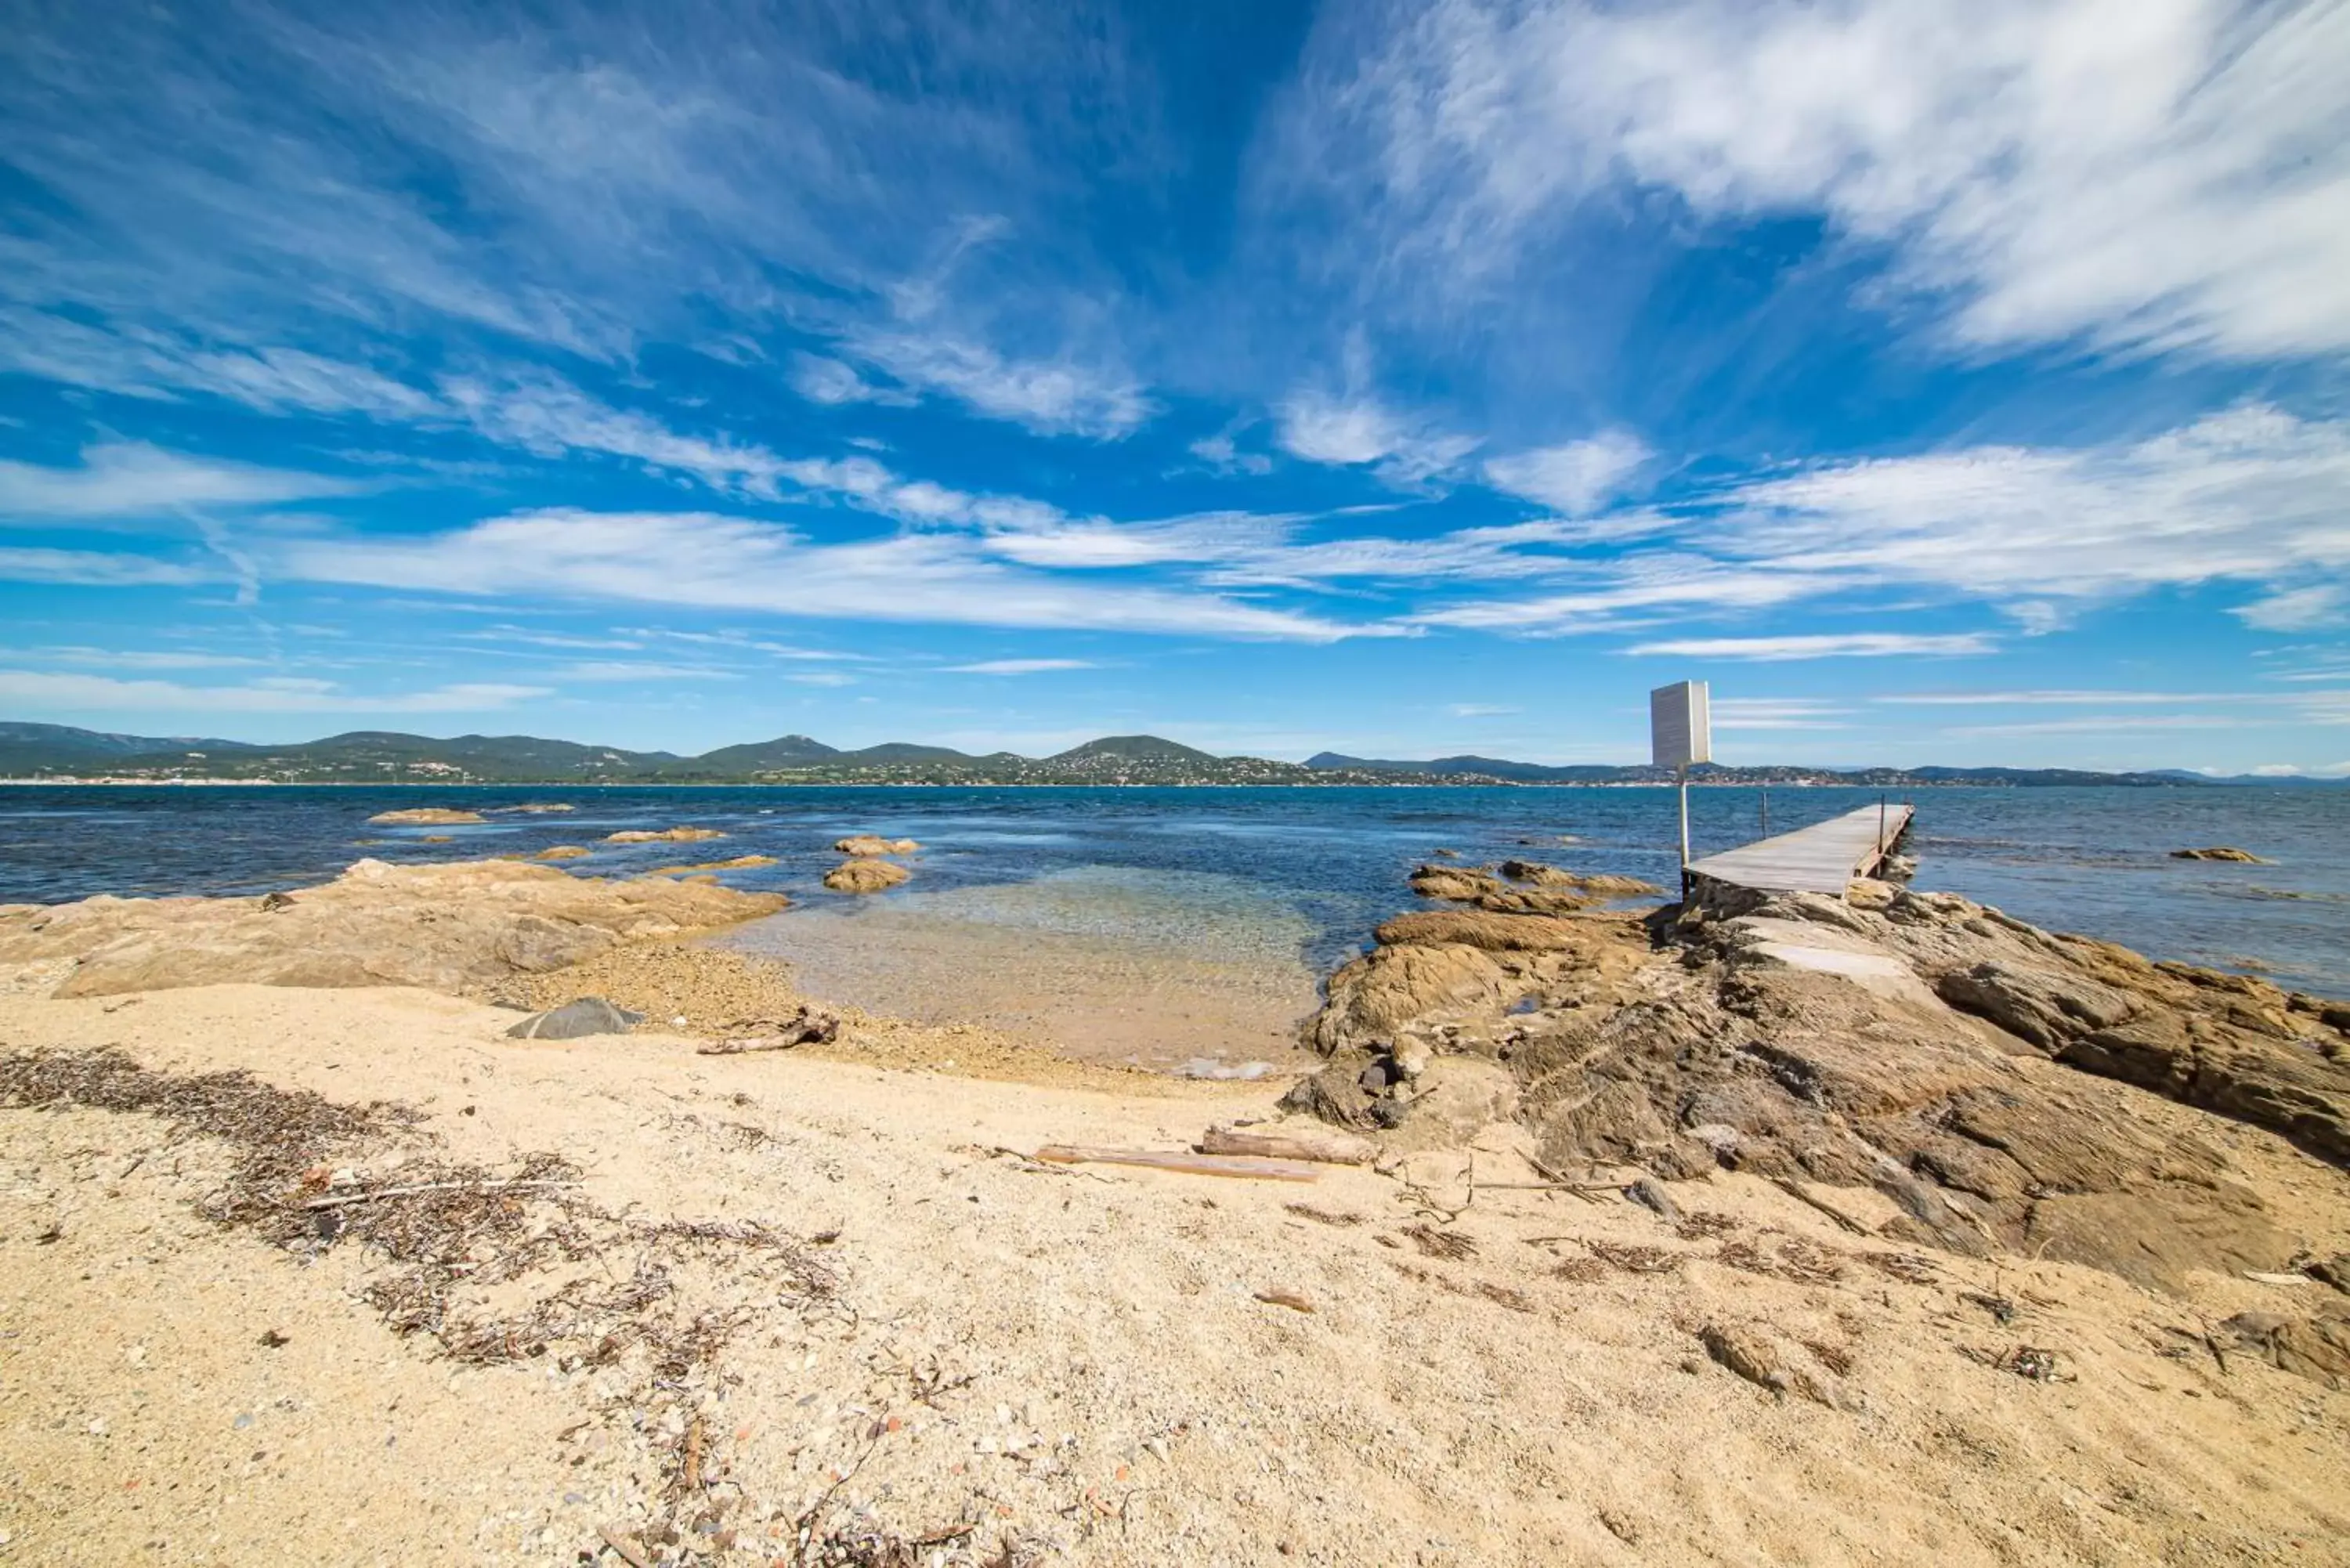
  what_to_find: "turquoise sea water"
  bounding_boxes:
[1,783,2344,995]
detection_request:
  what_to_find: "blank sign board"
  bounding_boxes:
[1650,681,1712,769]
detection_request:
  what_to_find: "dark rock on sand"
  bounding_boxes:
[505,996,645,1039]
[2219,1312,2350,1385]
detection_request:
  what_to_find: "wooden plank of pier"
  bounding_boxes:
[1687,802,1913,898]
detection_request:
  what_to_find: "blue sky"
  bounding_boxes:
[2,0,2347,771]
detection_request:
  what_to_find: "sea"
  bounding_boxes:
[1,782,2344,997]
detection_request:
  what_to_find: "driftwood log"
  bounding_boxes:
[1198,1124,1376,1166]
[1032,1145,1323,1183]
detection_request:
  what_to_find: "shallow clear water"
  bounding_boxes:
[0,782,2343,995]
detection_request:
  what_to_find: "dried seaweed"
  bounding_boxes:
[1401,1223,1477,1260]
[1716,1237,1847,1285]
[1859,1250,1940,1284]
[1584,1240,1683,1275]
[3,1046,844,1553]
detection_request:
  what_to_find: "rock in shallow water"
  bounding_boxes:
[367,807,486,826]
[823,858,910,894]
[834,835,919,856]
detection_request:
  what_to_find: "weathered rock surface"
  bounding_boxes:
[2220,1311,2350,1385]
[652,854,778,875]
[367,807,486,826]
[0,858,788,999]
[504,996,645,1039]
[835,835,919,856]
[823,858,911,894]
[604,826,728,844]
[2171,847,2272,862]
[526,845,590,862]
[1295,864,2350,1291]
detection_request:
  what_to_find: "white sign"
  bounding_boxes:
[1650,680,1712,769]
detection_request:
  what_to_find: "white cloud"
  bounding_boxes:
[1627,633,1996,660]
[0,669,549,714]
[0,547,215,587]
[1445,703,1518,717]
[439,374,792,497]
[1712,698,1851,730]
[1878,688,2232,706]
[1712,406,2350,605]
[1188,432,1274,476]
[788,353,914,408]
[1484,431,1651,515]
[1274,390,1477,482]
[1307,0,2350,360]
[14,645,268,670]
[273,508,1363,641]
[558,661,742,682]
[1414,558,1839,634]
[945,659,1097,674]
[2235,583,2345,631]
[0,443,361,520]
[845,332,1155,440]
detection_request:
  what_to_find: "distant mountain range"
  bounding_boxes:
[1305,751,2343,788]
[1,721,2336,787]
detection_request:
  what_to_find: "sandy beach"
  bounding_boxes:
[3,852,2348,1566]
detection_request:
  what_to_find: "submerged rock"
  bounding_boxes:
[605,826,728,844]
[505,996,645,1039]
[2171,847,2272,862]
[835,834,920,856]
[824,858,910,894]
[367,807,486,826]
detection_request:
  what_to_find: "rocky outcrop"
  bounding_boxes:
[1407,862,1662,916]
[823,859,910,894]
[836,835,919,856]
[1294,867,2350,1291]
[605,827,728,844]
[0,858,788,999]
[652,854,778,875]
[367,807,486,826]
[2171,847,2271,862]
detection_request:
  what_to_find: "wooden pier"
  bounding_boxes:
[1686,801,1914,898]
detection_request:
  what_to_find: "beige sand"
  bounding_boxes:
[5,982,2348,1566]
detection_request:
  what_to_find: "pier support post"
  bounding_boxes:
[1677,764,1691,898]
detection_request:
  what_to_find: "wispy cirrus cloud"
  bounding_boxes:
[0,443,361,521]
[273,508,1365,642]
[0,547,218,587]
[1277,0,2350,360]
[1626,633,1997,661]
[0,668,548,714]
[1712,698,1851,730]
[945,658,1098,674]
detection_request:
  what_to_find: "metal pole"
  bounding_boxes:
[1678,764,1691,898]
[1760,782,1770,836]
[1878,794,1887,852]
